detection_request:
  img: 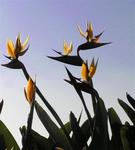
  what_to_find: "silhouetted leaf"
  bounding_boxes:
[108,108,123,150]
[126,93,135,110]
[0,135,6,150]
[0,120,20,150]
[89,99,109,150]
[35,101,73,150]
[118,99,135,125]
[81,119,92,143]
[120,126,131,150]
[47,55,83,66]
[59,122,72,137]
[1,59,22,69]
[77,42,111,55]
[0,100,4,114]
[20,126,54,150]
[78,110,83,124]
[70,112,87,149]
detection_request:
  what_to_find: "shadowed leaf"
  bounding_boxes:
[47,55,83,66]
[126,93,135,110]
[0,100,4,114]
[0,120,20,150]
[1,59,22,69]
[81,119,92,143]
[20,126,54,150]
[70,112,87,149]
[0,135,6,150]
[35,101,73,150]
[120,126,131,150]
[108,108,123,150]
[77,41,111,52]
[118,99,135,125]
[89,99,109,150]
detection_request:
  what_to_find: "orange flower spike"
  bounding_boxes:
[81,62,88,81]
[24,77,36,104]
[89,58,98,78]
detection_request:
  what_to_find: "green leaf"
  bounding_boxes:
[108,108,123,150]
[0,135,6,150]
[126,93,135,110]
[60,122,72,136]
[20,126,54,150]
[0,120,20,150]
[89,98,109,150]
[120,126,131,150]
[118,99,135,125]
[35,101,73,150]
[81,119,92,143]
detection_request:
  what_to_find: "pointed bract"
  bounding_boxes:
[24,77,36,104]
[63,41,73,55]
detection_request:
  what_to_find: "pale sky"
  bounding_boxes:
[0,0,135,147]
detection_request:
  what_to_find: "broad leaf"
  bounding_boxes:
[118,99,135,125]
[35,101,73,150]
[0,120,19,150]
[89,99,109,150]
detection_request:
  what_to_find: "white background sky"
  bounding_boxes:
[0,0,135,147]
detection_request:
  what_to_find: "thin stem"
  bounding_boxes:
[22,100,34,150]
[90,79,97,115]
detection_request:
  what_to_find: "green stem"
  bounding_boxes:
[90,79,97,115]
[22,100,34,150]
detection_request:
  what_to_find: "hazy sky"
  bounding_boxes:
[0,0,134,146]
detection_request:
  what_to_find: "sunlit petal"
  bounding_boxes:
[77,25,87,39]
[87,22,93,40]
[22,35,29,50]
[7,40,16,59]
[63,41,73,55]
[89,58,98,78]
[81,63,88,81]
[15,33,22,54]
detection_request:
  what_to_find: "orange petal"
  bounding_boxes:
[7,40,16,59]
[81,63,88,81]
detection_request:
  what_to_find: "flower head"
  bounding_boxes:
[78,21,102,43]
[7,33,29,59]
[81,58,98,82]
[63,41,73,55]
[24,77,36,104]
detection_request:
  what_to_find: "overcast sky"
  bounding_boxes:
[0,0,134,146]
